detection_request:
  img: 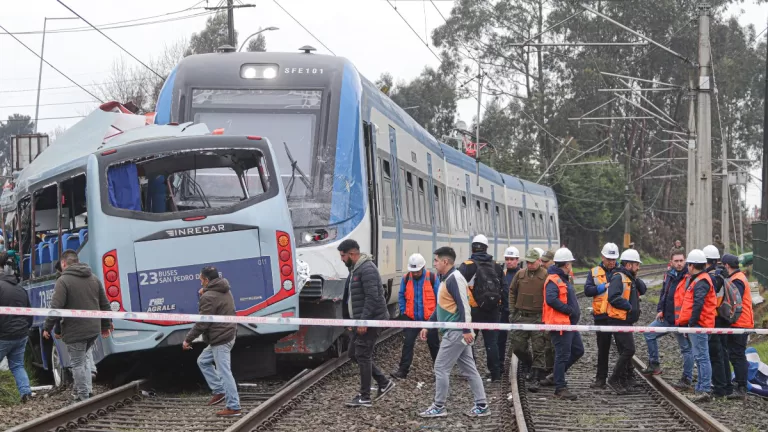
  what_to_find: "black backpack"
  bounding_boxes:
[472,260,502,311]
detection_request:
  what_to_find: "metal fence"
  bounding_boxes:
[753,221,768,288]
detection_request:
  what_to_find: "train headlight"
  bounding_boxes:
[240,63,279,79]
[297,228,337,246]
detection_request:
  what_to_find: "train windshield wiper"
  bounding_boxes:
[283,141,312,198]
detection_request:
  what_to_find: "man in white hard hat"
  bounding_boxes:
[542,248,583,400]
[583,243,619,389]
[498,246,521,371]
[458,234,505,382]
[392,254,440,379]
[605,249,647,395]
[675,249,716,403]
[702,244,730,399]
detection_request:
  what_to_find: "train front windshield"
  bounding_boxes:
[191,89,334,230]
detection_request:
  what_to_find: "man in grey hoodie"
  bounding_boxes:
[338,239,395,407]
[43,250,112,401]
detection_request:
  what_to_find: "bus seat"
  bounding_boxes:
[64,236,80,251]
[37,243,51,265]
[49,242,60,262]
[78,229,88,244]
[61,234,72,251]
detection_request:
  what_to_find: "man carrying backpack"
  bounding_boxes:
[703,245,731,399]
[458,234,504,382]
[715,254,753,400]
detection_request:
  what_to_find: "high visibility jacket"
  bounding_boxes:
[590,266,610,316]
[607,273,632,321]
[403,271,436,321]
[729,272,754,329]
[542,274,570,325]
[675,272,716,328]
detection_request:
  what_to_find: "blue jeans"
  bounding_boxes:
[550,331,584,390]
[197,339,240,410]
[643,320,694,380]
[689,333,711,393]
[0,337,31,397]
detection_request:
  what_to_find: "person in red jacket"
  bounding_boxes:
[675,249,716,403]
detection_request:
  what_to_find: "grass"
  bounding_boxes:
[751,339,768,362]
[0,370,20,406]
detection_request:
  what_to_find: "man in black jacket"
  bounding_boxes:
[0,252,33,403]
[338,239,395,407]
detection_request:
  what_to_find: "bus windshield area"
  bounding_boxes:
[190,89,334,229]
[106,148,271,215]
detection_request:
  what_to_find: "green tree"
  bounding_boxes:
[185,12,236,56]
[246,33,267,52]
[0,115,35,172]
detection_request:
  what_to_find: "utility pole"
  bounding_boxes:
[687,70,699,252]
[475,66,483,186]
[624,150,631,249]
[721,126,730,253]
[227,0,235,47]
[696,2,713,247]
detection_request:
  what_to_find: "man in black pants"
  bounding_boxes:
[338,239,396,407]
[583,243,619,389]
[605,249,647,395]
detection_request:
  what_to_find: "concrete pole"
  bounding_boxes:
[33,18,47,134]
[686,71,698,252]
[696,2,713,248]
[721,130,730,253]
[227,0,236,48]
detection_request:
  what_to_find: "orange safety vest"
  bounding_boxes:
[606,273,632,321]
[542,274,571,325]
[590,266,609,316]
[403,271,436,321]
[729,272,754,329]
[675,272,716,328]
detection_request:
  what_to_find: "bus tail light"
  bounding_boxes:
[102,250,124,312]
[276,231,296,292]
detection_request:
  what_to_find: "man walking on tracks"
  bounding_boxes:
[0,251,34,403]
[338,239,395,407]
[509,248,551,391]
[419,246,489,418]
[605,249,646,395]
[392,253,439,379]
[583,243,619,389]
[543,248,583,400]
[184,266,241,417]
[43,250,112,402]
[458,234,504,382]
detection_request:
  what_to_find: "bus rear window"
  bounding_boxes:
[106,148,272,215]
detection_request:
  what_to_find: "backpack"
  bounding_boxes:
[471,260,502,311]
[717,275,743,324]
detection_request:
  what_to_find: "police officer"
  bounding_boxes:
[498,246,520,371]
[584,243,619,388]
[392,253,440,379]
[509,248,550,391]
[458,234,505,382]
[605,249,646,395]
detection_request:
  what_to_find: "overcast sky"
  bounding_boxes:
[0,0,765,212]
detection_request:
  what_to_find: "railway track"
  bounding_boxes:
[510,267,731,432]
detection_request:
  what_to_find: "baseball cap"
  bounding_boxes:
[541,250,555,263]
[524,248,540,263]
[721,254,739,268]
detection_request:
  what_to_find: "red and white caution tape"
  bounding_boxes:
[2,306,766,335]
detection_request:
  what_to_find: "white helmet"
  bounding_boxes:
[504,246,520,258]
[702,245,720,260]
[533,247,545,258]
[601,243,620,259]
[407,253,426,272]
[553,247,575,263]
[472,234,489,247]
[686,249,707,264]
[619,249,642,263]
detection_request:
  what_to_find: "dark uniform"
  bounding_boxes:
[498,265,519,370]
[583,263,616,387]
[605,266,647,394]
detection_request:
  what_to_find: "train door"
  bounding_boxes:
[491,185,498,258]
[363,122,379,264]
[387,126,403,272]
[545,200,552,250]
[522,194,530,251]
[427,153,436,255]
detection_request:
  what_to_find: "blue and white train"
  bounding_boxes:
[154,46,560,359]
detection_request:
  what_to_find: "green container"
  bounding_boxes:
[739,252,753,266]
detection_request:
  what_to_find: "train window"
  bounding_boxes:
[417,177,426,226]
[496,205,504,237]
[539,213,545,238]
[405,171,417,225]
[550,214,557,238]
[449,191,457,231]
[518,210,524,237]
[460,195,468,232]
[434,186,445,231]
[475,200,481,233]
[484,202,490,234]
[380,159,393,221]
[400,168,410,223]
[411,151,417,163]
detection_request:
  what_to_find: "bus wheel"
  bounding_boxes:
[51,345,71,388]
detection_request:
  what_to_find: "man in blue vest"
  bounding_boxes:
[392,253,440,379]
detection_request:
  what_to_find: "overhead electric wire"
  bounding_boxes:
[386,0,442,62]
[0,100,95,109]
[55,0,163,79]
[272,0,336,55]
[0,115,85,123]
[0,23,103,102]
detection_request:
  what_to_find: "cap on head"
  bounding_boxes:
[619,249,642,263]
[601,243,620,259]
[472,234,489,247]
[524,248,541,263]
[702,245,720,260]
[553,248,575,263]
[533,247,545,258]
[721,254,739,268]
[541,250,555,263]
[504,246,520,258]
[407,253,426,272]
[686,249,707,264]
